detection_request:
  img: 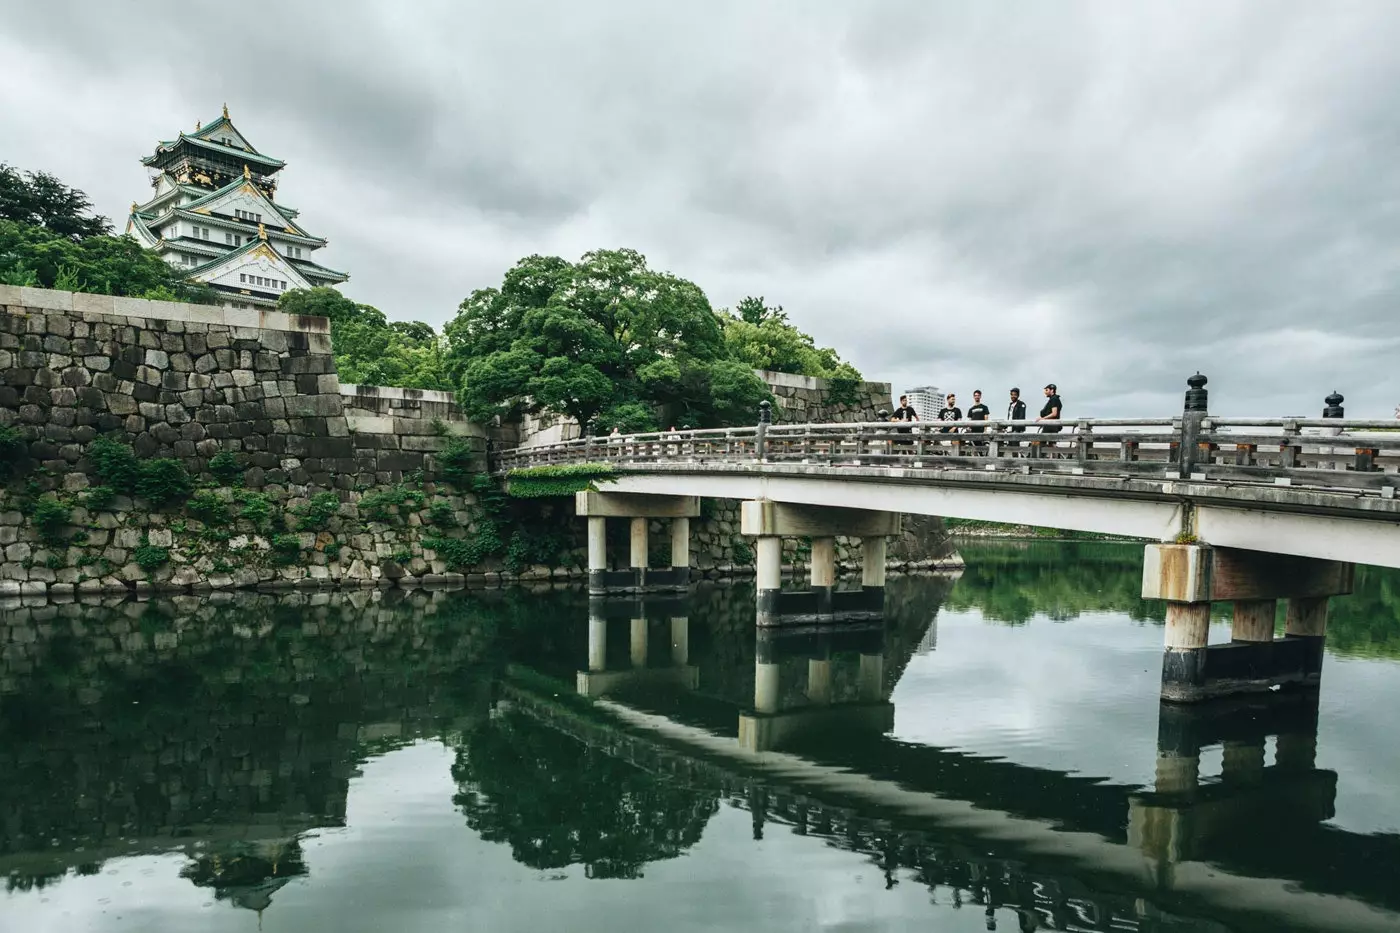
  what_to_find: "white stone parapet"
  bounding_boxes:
[0,285,330,335]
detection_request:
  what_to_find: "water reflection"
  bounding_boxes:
[1,554,1399,931]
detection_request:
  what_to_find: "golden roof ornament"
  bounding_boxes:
[243,164,251,180]
[222,102,230,119]
[195,120,201,131]
[130,201,139,213]
[258,223,267,241]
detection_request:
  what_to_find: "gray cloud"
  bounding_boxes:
[3,0,1400,416]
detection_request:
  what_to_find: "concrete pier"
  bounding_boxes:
[743,500,900,627]
[1143,544,1353,702]
[576,492,700,596]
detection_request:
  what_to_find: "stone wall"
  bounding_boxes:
[0,286,490,595]
[756,370,892,424]
[0,286,487,487]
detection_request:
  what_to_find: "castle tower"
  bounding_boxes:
[125,104,349,310]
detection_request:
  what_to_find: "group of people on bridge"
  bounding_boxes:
[890,385,1064,434]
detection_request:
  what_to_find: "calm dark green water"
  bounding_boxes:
[3,542,1400,932]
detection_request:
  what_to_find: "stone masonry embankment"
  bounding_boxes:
[0,287,953,595]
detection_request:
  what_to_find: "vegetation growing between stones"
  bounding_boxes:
[208,451,244,486]
[0,425,26,479]
[506,463,616,499]
[86,438,193,508]
[132,543,169,572]
[31,494,72,545]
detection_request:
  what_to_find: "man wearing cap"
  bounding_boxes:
[1038,384,1063,434]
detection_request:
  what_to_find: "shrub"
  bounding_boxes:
[87,436,142,490]
[323,541,341,561]
[236,491,274,531]
[31,495,73,544]
[437,437,479,487]
[269,533,302,566]
[86,437,191,506]
[0,425,26,479]
[133,544,169,572]
[294,491,341,532]
[428,499,456,527]
[84,485,117,510]
[208,451,243,485]
[358,485,424,523]
[135,458,192,507]
[187,490,232,526]
[731,537,754,565]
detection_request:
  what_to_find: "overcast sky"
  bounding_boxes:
[3,0,1399,416]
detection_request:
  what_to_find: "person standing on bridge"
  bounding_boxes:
[937,393,963,434]
[1038,384,1063,457]
[1005,388,1027,454]
[967,390,990,430]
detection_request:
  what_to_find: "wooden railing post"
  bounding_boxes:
[755,401,771,461]
[1179,373,1208,479]
[1075,421,1092,465]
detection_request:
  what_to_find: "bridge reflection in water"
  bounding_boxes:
[523,578,1399,933]
[2,571,1398,931]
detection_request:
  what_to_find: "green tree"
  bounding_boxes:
[278,287,452,391]
[0,163,111,240]
[0,218,218,302]
[719,295,862,381]
[444,249,769,430]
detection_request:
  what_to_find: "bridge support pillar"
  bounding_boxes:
[742,500,900,627]
[1231,599,1276,643]
[810,537,836,614]
[576,492,699,596]
[1143,544,1353,703]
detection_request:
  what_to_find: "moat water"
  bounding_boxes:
[3,542,1400,932]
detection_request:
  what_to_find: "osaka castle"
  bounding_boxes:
[125,105,348,310]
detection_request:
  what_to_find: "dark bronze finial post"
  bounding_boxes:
[1179,373,1209,479]
[1323,391,1344,419]
[756,400,771,461]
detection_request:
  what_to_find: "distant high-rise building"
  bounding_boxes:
[126,105,348,311]
[901,386,945,422]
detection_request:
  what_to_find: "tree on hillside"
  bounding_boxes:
[278,287,451,390]
[444,249,770,431]
[0,163,111,240]
[719,295,863,381]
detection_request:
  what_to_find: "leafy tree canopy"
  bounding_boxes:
[0,163,111,240]
[444,249,770,430]
[278,287,451,391]
[0,164,217,303]
[0,219,218,303]
[719,295,862,381]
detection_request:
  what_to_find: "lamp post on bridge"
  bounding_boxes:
[756,400,771,461]
[1179,373,1208,480]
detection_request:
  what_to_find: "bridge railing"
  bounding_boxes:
[493,381,1400,498]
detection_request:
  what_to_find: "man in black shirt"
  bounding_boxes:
[937,393,962,434]
[890,395,919,423]
[1038,384,1063,433]
[966,390,990,431]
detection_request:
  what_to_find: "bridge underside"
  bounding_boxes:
[597,465,1400,570]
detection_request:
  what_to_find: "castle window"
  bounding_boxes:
[239,274,246,283]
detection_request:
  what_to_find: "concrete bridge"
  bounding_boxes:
[498,376,1400,702]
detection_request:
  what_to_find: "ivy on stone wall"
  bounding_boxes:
[506,463,616,499]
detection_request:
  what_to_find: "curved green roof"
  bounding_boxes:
[142,135,285,169]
